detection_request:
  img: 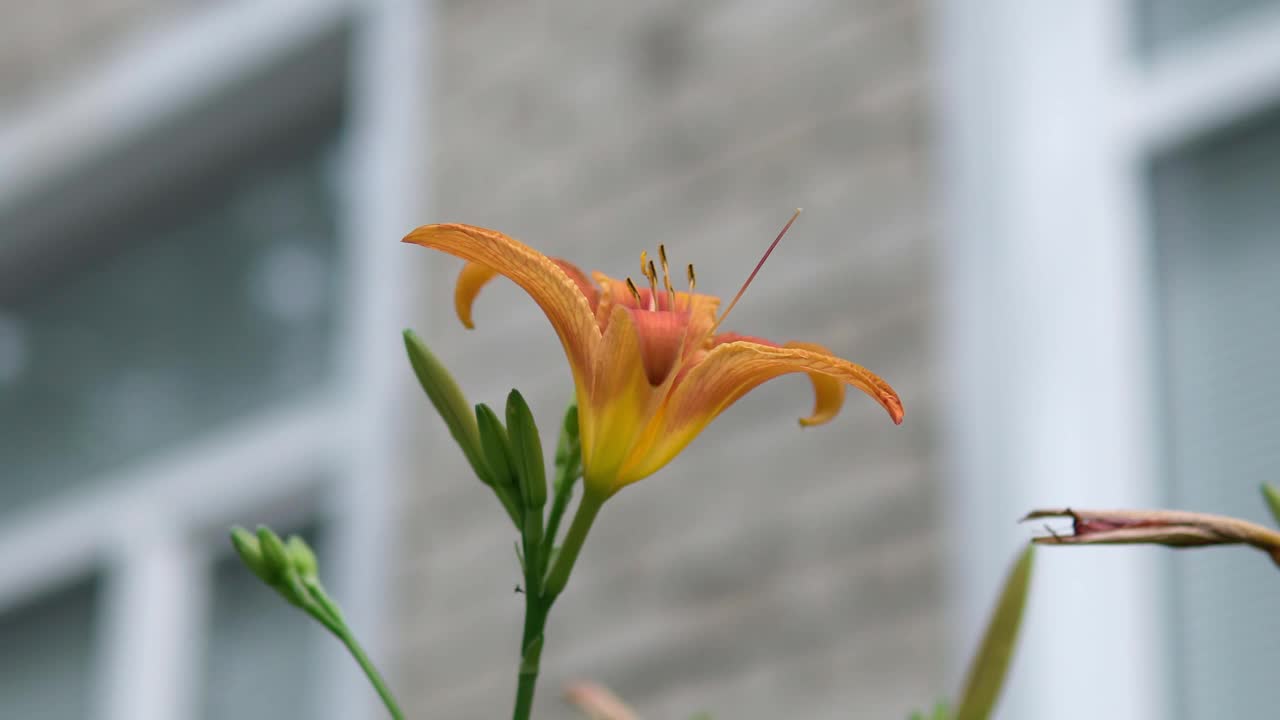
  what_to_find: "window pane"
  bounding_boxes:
[1150,106,1280,719]
[1134,0,1280,59]
[0,114,345,514]
[0,577,100,720]
[200,526,325,720]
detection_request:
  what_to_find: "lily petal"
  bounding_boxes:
[404,223,601,381]
[619,339,903,485]
[552,258,600,312]
[709,334,848,427]
[580,305,664,495]
[454,258,598,330]
[784,341,848,427]
[454,261,498,330]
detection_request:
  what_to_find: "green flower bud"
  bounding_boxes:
[476,403,522,524]
[554,402,582,476]
[563,402,580,441]
[286,535,319,582]
[404,330,490,485]
[255,526,291,585]
[229,527,273,584]
[505,390,546,510]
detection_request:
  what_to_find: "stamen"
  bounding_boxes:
[712,208,802,333]
[638,251,659,310]
[625,277,644,305]
[646,260,659,311]
[658,244,676,308]
[686,263,696,293]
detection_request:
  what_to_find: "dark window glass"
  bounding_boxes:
[0,39,348,514]
[0,576,100,720]
[1150,104,1280,718]
[1134,0,1279,59]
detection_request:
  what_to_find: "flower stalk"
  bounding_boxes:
[229,527,405,720]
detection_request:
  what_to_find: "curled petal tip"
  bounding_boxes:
[454,261,500,331]
[875,388,904,425]
[887,397,905,425]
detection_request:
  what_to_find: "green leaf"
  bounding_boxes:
[1262,484,1280,528]
[955,545,1035,720]
[403,330,489,484]
[505,390,547,510]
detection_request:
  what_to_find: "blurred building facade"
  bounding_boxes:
[2,1,1280,719]
[411,1,936,718]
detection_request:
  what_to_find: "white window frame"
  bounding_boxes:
[934,1,1280,718]
[0,0,426,718]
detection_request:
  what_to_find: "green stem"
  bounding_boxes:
[513,514,550,720]
[333,624,406,720]
[512,599,547,720]
[542,491,604,605]
[511,492,605,720]
[542,460,579,559]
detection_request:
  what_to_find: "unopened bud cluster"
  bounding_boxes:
[230,527,340,623]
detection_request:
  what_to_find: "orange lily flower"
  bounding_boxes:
[403,213,902,500]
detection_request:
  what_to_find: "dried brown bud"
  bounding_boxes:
[1023,508,1280,567]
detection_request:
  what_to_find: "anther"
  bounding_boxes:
[686,263,697,294]
[658,245,676,308]
[646,260,659,310]
[625,277,644,305]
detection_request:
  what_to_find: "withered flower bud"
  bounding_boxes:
[1024,508,1280,567]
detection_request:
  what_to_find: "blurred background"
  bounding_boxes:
[1,0,1278,718]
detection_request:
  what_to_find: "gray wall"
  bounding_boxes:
[402,1,940,717]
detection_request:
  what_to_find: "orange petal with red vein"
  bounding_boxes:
[579,305,664,494]
[404,223,601,381]
[454,261,499,329]
[708,334,851,427]
[618,339,902,485]
[783,341,849,427]
[669,339,904,426]
[454,258,597,330]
